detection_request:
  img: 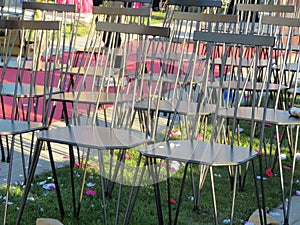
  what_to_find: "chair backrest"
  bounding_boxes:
[162,0,223,28]
[0,19,61,125]
[22,1,78,91]
[192,31,275,142]
[92,5,151,25]
[261,15,300,109]
[156,12,238,100]
[72,5,152,90]
[122,0,153,8]
[103,0,152,8]
[236,3,295,35]
[72,21,170,127]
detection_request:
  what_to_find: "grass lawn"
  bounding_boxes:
[1,118,300,225]
[75,11,165,37]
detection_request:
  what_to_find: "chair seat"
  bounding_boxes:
[143,73,204,84]
[139,140,258,166]
[274,44,300,52]
[0,119,45,135]
[135,99,216,115]
[273,62,300,72]
[218,106,300,125]
[51,91,133,104]
[214,57,269,68]
[0,60,63,71]
[36,125,150,149]
[209,80,286,91]
[0,83,61,97]
[65,65,121,77]
[149,52,204,62]
[287,87,300,95]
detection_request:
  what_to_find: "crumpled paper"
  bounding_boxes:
[248,209,278,225]
[36,218,64,225]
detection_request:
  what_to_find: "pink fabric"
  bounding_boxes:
[132,2,141,8]
[56,0,93,13]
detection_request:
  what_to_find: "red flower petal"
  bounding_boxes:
[255,149,265,156]
[265,167,273,177]
[125,153,131,159]
[167,197,176,204]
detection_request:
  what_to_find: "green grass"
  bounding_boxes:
[75,11,165,37]
[1,117,300,225]
[151,11,165,25]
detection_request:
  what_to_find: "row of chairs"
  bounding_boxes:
[0,0,299,224]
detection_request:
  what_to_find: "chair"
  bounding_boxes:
[215,15,300,224]
[208,4,296,148]
[21,1,79,92]
[259,15,300,224]
[49,5,152,126]
[236,3,295,35]
[72,3,151,67]
[0,19,62,224]
[0,2,78,169]
[135,12,238,140]
[15,22,170,225]
[162,0,223,28]
[125,31,275,225]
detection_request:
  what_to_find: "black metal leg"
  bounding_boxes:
[285,125,299,224]
[15,139,43,225]
[5,136,10,163]
[68,144,77,216]
[3,135,15,225]
[166,160,172,225]
[62,102,69,125]
[106,149,124,198]
[194,165,208,213]
[123,154,146,225]
[253,156,267,225]
[1,137,6,162]
[149,157,164,225]
[174,162,189,225]
[19,134,27,182]
[189,164,196,208]
[275,125,287,221]
[48,101,57,125]
[27,132,35,178]
[47,141,65,219]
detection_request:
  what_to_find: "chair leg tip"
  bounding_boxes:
[192,207,201,214]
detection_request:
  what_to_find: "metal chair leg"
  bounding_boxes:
[15,140,44,224]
